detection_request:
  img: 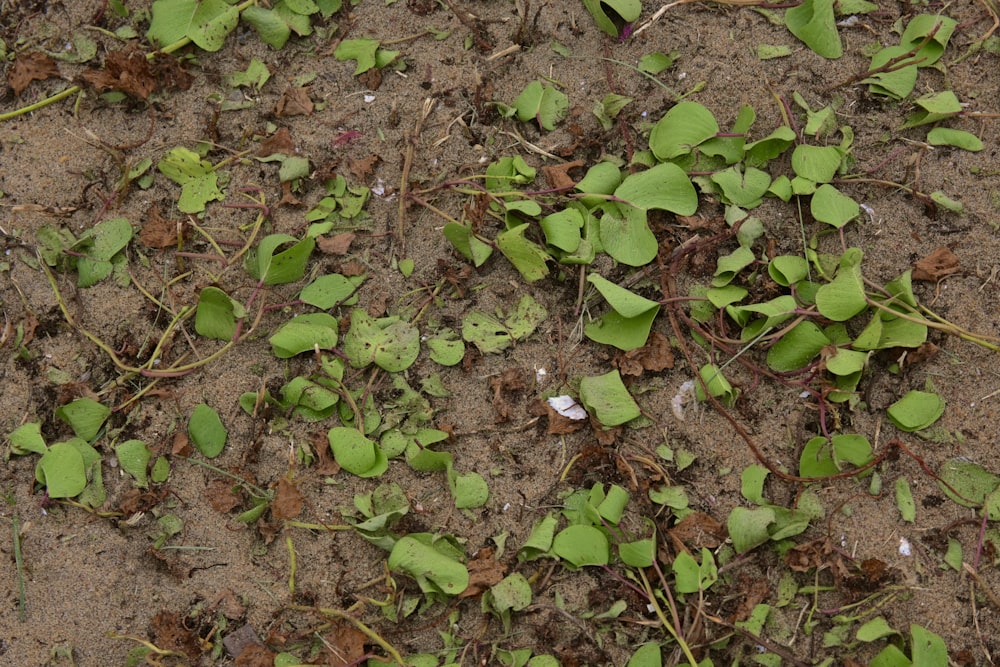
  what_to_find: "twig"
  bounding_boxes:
[396,97,434,257]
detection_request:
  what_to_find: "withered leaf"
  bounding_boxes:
[527,397,586,435]
[311,431,341,475]
[205,479,242,513]
[615,331,675,377]
[275,86,314,116]
[324,623,368,667]
[82,49,157,100]
[541,159,585,190]
[140,205,187,249]
[271,477,304,521]
[668,511,726,550]
[912,246,960,282]
[172,430,193,456]
[341,259,367,277]
[234,644,275,667]
[150,610,202,658]
[347,155,380,180]
[257,127,296,158]
[8,52,60,96]
[460,547,506,598]
[317,232,356,255]
[490,368,527,423]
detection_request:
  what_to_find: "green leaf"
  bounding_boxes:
[443,222,493,267]
[281,376,339,421]
[496,224,550,282]
[901,15,957,66]
[596,202,657,265]
[388,534,469,595]
[864,47,918,98]
[9,422,47,455]
[638,51,677,75]
[613,162,698,215]
[593,93,633,130]
[450,470,489,509]
[791,144,843,183]
[766,321,829,371]
[785,0,843,58]
[148,0,239,51]
[584,274,660,351]
[513,80,568,131]
[815,248,866,321]
[619,538,655,568]
[895,477,916,522]
[329,427,388,477]
[489,573,532,613]
[157,146,224,213]
[927,127,983,152]
[901,90,962,128]
[74,218,133,287]
[334,38,381,75]
[552,525,609,566]
[694,364,737,406]
[929,191,964,214]
[744,125,796,167]
[269,313,339,358]
[811,184,860,228]
[768,255,808,286]
[575,162,622,208]
[342,310,420,372]
[712,245,755,287]
[116,439,152,488]
[936,459,1000,507]
[578,370,641,426]
[519,514,558,561]
[857,617,900,642]
[241,7,291,49]
[299,273,363,309]
[581,0,641,37]
[36,441,88,498]
[627,643,662,667]
[195,286,241,341]
[427,329,465,366]
[710,166,772,208]
[910,624,948,667]
[245,234,315,285]
[188,403,227,458]
[55,398,110,442]
[727,506,776,553]
[649,101,720,160]
[887,390,945,431]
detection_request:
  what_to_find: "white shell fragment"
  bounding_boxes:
[899,537,912,557]
[548,395,587,420]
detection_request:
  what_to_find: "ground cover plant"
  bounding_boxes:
[2,0,1000,665]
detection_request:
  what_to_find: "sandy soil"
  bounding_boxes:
[2,1,1000,665]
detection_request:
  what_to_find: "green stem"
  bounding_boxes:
[637,568,700,667]
[12,515,27,622]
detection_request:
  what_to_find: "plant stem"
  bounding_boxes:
[12,515,27,622]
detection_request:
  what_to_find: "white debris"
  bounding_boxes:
[671,380,696,421]
[363,94,376,103]
[899,537,912,557]
[535,367,548,385]
[547,395,587,420]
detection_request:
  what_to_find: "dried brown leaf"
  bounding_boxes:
[150,611,202,658]
[271,477,304,521]
[460,546,506,598]
[615,331,675,376]
[8,52,60,96]
[205,479,242,513]
[140,205,187,249]
[234,644,275,667]
[668,511,726,550]
[257,127,296,158]
[323,623,368,667]
[275,86,313,116]
[82,49,157,100]
[541,159,585,190]
[317,232,356,255]
[912,246,960,282]
[348,154,380,180]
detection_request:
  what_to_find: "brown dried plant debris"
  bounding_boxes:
[257,127,297,158]
[490,368,528,422]
[317,232,357,255]
[275,86,314,116]
[614,331,675,377]
[528,396,586,435]
[205,478,242,513]
[139,205,188,249]
[460,546,506,598]
[8,51,60,96]
[271,476,304,521]
[541,159,585,190]
[323,623,369,667]
[150,610,203,658]
[81,49,191,100]
[912,246,960,282]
